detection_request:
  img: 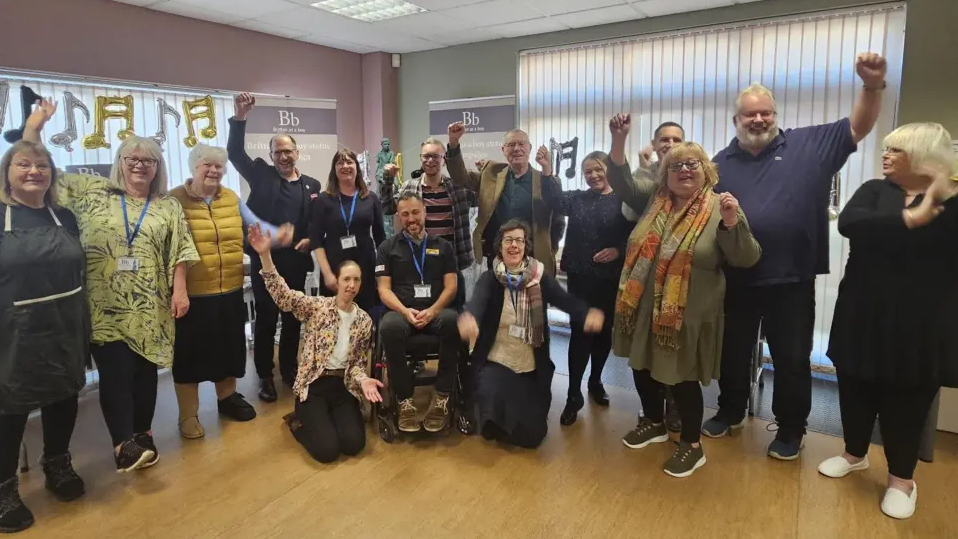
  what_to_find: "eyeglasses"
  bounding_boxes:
[123,156,157,168]
[667,160,701,172]
[13,162,51,173]
[503,141,529,150]
[271,149,296,157]
[420,153,443,162]
[882,147,904,154]
[739,110,776,120]
[502,237,526,246]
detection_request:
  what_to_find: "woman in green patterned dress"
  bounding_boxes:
[23,99,200,473]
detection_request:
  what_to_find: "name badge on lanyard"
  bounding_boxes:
[118,194,150,272]
[406,234,431,299]
[339,194,358,250]
[507,272,524,338]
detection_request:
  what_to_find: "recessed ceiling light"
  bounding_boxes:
[310,0,427,23]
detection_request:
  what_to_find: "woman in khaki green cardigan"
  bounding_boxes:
[605,113,761,478]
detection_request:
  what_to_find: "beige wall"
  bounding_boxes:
[398,0,958,161]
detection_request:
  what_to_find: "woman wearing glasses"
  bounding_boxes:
[606,114,761,477]
[23,100,200,473]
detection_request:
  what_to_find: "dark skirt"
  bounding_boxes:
[173,288,247,384]
[475,360,551,448]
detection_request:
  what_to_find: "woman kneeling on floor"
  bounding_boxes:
[249,223,382,463]
[458,219,604,449]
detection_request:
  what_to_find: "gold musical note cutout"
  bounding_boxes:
[49,91,91,152]
[151,98,181,151]
[82,95,135,150]
[182,95,217,148]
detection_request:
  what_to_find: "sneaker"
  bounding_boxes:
[423,392,451,433]
[114,440,155,473]
[259,378,278,403]
[664,391,682,433]
[397,398,421,433]
[40,453,85,502]
[587,383,610,406]
[218,392,257,422]
[701,413,746,438]
[622,417,670,449]
[881,483,917,520]
[664,441,707,478]
[818,455,870,478]
[767,433,806,461]
[559,393,584,426]
[0,476,34,534]
[132,433,160,469]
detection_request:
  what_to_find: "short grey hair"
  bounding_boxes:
[503,129,530,144]
[188,143,228,172]
[108,136,168,196]
[734,83,777,114]
[883,122,957,175]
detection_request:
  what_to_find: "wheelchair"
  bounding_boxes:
[369,314,475,443]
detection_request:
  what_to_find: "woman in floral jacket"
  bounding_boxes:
[249,223,382,463]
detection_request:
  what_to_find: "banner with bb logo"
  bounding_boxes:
[428,95,515,171]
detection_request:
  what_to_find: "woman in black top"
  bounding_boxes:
[458,220,603,449]
[310,149,386,314]
[0,141,89,533]
[546,151,634,426]
[820,122,958,520]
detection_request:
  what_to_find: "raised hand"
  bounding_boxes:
[609,113,632,139]
[26,97,57,132]
[383,163,398,177]
[234,92,256,120]
[448,121,465,146]
[535,145,552,176]
[247,223,272,255]
[856,53,887,88]
[719,192,740,227]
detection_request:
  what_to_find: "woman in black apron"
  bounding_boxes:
[0,141,89,534]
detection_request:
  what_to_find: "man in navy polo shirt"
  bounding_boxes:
[703,52,888,461]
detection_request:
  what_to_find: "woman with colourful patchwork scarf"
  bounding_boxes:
[458,219,604,449]
[606,113,761,478]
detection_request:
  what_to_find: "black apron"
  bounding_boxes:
[0,205,89,415]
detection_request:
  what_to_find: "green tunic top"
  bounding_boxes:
[56,173,200,368]
[607,159,762,386]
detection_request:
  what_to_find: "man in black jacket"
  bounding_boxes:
[228,92,322,403]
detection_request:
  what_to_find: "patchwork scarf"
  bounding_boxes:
[615,184,715,349]
[493,256,545,347]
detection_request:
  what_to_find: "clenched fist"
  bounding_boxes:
[609,113,632,138]
[383,163,398,177]
[719,192,740,227]
[855,53,887,89]
[234,92,256,120]
[535,145,552,176]
[448,121,465,146]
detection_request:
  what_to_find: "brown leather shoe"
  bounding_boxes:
[398,398,421,432]
[423,392,451,433]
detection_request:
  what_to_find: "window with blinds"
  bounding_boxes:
[519,3,907,371]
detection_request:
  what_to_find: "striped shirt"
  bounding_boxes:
[423,184,455,242]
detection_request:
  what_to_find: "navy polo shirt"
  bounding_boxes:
[713,118,857,287]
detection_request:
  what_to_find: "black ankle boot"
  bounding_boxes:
[0,476,34,534]
[41,453,85,502]
[588,383,610,406]
[560,393,584,426]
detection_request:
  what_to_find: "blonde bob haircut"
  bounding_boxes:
[0,141,60,208]
[188,143,228,173]
[655,142,720,189]
[734,82,777,115]
[107,136,168,196]
[883,122,957,175]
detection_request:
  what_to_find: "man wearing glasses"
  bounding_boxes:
[705,53,887,461]
[444,123,562,276]
[381,137,476,309]
[227,92,323,403]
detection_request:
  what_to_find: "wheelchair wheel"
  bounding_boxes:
[378,416,397,443]
[456,408,475,435]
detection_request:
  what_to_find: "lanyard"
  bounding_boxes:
[120,194,151,248]
[404,233,428,284]
[339,194,358,232]
[506,273,522,313]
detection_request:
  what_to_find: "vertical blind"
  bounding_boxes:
[518,3,906,371]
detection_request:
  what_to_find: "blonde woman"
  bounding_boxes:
[820,123,958,519]
[24,99,199,473]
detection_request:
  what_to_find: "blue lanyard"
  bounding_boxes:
[120,194,151,249]
[404,233,428,284]
[339,194,358,233]
[506,273,522,312]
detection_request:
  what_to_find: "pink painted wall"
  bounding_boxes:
[360,52,399,159]
[0,0,366,150]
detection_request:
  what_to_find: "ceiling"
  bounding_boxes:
[112,0,764,54]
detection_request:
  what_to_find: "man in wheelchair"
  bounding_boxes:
[376,193,460,433]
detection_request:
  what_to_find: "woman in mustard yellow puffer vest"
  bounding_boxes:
[170,144,292,439]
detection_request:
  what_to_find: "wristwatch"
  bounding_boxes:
[864,81,887,91]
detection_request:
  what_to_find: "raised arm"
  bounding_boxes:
[607,114,657,212]
[380,164,399,215]
[444,122,482,192]
[227,93,259,182]
[252,225,316,322]
[238,199,285,245]
[849,53,887,144]
[21,96,56,143]
[715,204,762,269]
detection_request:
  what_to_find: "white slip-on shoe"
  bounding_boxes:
[817,455,869,478]
[881,482,917,520]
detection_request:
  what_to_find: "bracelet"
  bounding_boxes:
[863,81,886,91]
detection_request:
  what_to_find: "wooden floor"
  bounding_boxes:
[15,365,958,539]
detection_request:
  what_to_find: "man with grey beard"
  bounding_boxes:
[704,52,888,461]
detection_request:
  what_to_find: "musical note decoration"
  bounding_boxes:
[182,95,217,148]
[82,95,135,150]
[3,85,42,143]
[49,92,90,152]
[550,136,579,179]
[0,81,9,133]
[151,98,181,151]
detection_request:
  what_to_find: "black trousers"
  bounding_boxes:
[290,377,365,463]
[0,396,78,481]
[837,373,938,480]
[566,273,616,397]
[632,369,704,444]
[380,309,460,401]
[91,341,158,447]
[718,281,815,439]
[250,249,308,384]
